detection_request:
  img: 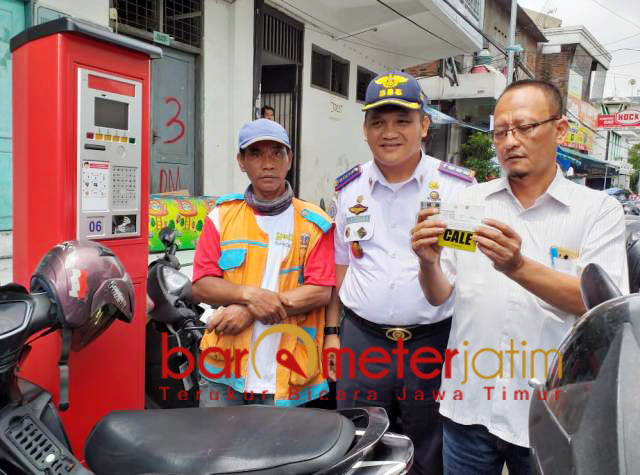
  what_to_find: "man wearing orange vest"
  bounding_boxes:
[192,119,337,407]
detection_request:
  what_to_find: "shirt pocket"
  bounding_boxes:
[344,220,374,242]
[553,257,578,276]
[218,248,247,271]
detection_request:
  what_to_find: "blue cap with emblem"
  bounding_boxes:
[238,118,291,150]
[362,70,427,111]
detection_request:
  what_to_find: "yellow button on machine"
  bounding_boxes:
[104,135,112,141]
[120,137,128,143]
[95,134,104,140]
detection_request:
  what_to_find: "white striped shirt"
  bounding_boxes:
[439,166,629,448]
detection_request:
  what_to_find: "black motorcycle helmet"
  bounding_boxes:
[30,241,134,351]
[529,265,640,474]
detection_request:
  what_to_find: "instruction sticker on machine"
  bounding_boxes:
[436,203,485,252]
[82,161,110,211]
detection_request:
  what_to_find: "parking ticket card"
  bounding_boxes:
[436,203,485,252]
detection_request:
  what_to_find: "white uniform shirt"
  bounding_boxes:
[439,166,629,448]
[335,154,473,325]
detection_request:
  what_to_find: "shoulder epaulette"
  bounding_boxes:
[335,165,362,192]
[438,162,475,183]
[300,208,332,233]
[215,193,245,206]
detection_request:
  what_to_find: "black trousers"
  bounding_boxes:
[337,312,452,475]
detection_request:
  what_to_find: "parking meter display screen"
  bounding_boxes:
[95,97,129,130]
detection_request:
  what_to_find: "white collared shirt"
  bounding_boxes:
[439,166,629,448]
[335,154,473,325]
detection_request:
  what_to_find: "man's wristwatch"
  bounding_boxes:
[324,326,340,336]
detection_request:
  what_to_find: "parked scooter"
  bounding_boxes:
[529,263,640,474]
[145,227,202,409]
[0,240,414,474]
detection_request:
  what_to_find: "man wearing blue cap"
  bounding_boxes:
[192,119,338,407]
[327,71,475,474]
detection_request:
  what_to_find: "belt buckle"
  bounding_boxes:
[385,327,412,341]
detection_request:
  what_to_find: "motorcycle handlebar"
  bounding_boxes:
[28,292,57,337]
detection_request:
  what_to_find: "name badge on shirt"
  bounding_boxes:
[345,219,374,242]
[345,196,374,242]
[420,190,441,210]
[550,246,579,267]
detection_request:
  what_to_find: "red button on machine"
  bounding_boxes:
[86,132,94,139]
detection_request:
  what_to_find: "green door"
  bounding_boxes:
[0,0,25,230]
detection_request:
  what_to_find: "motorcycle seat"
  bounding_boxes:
[85,406,355,475]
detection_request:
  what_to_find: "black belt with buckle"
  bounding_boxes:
[343,306,451,342]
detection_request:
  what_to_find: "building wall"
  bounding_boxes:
[518,34,538,74]
[570,44,596,100]
[535,44,574,100]
[297,28,397,206]
[198,1,403,206]
[522,8,561,30]
[590,63,607,101]
[201,0,255,197]
[483,0,540,79]
[36,0,109,26]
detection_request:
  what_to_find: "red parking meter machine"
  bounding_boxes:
[11,18,161,457]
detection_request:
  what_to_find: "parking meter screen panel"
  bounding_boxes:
[77,68,142,240]
[95,98,129,130]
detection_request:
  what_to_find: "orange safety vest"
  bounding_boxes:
[199,195,333,405]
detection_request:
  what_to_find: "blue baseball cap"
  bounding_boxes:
[362,70,426,111]
[238,118,291,150]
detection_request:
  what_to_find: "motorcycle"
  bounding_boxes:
[145,227,202,409]
[0,239,414,474]
[529,263,640,474]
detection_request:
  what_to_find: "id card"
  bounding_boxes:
[436,203,485,252]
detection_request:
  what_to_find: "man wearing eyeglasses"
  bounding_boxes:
[192,119,337,407]
[411,79,629,474]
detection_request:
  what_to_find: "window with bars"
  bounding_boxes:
[114,0,158,32]
[164,0,202,48]
[262,10,303,65]
[113,0,202,48]
[356,67,376,102]
[311,46,349,98]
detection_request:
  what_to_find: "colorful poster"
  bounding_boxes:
[564,122,594,153]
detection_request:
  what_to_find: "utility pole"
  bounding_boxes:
[506,0,518,85]
[604,131,611,190]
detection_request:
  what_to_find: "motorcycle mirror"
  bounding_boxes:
[528,377,543,390]
[159,227,176,248]
[580,263,622,311]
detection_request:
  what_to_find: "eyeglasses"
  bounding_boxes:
[491,116,560,141]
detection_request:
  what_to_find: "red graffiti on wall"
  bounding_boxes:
[164,97,185,144]
[157,167,182,193]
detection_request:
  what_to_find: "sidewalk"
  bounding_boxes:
[0,250,196,285]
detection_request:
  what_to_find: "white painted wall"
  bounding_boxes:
[297,28,400,207]
[199,0,480,205]
[36,0,109,26]
[202,0,255,197]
